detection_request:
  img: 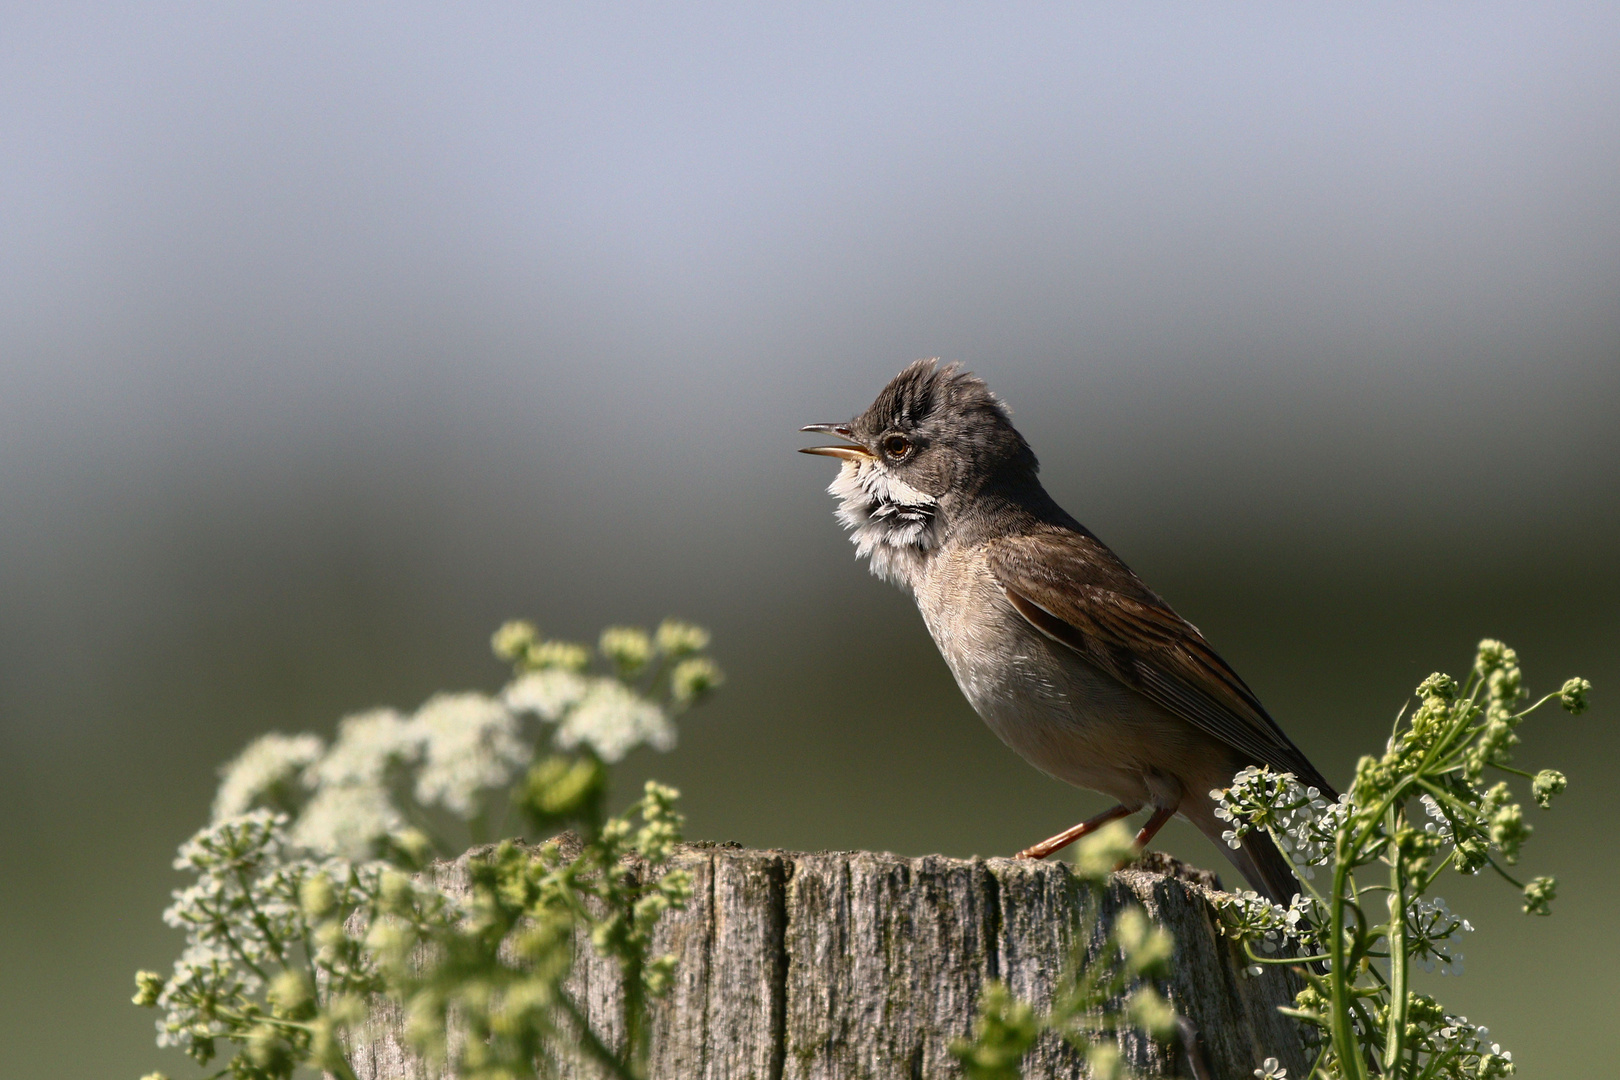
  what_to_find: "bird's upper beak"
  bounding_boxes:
[798,423,873,461]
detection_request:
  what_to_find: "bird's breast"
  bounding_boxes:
[912,544,1202,804]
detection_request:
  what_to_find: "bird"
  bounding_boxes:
[799,359,1334,903]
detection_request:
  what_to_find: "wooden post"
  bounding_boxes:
[345,844,1311,1080]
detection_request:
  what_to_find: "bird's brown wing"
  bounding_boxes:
[985,528,1333,795]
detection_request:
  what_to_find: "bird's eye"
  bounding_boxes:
[882,434,912,459]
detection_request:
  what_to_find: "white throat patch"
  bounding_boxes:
[827,457,941,588]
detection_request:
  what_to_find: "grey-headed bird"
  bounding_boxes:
[801,360,1334,902]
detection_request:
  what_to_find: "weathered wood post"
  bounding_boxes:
[346,844,1311,1080]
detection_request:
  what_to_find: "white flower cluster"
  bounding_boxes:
[504,668,675,762]
[1404,895,1473,976]
[1213,889,1325,974]
[215,694,531,859]
[292,708,419,857]
[555,679,675,762]
[503,669,590,722]
[1419,794,1454,840]
[157,811,374,1054]
[144,621,719,1078]
[1433,1015,1512,1074]
[1211,766,1351,880]
[412,692,530,815]
[210,662,685,860]
[211,733,324,820]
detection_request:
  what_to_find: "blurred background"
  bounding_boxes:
[2,4,1617,1075]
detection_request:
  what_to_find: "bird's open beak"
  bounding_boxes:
[798,423,873,460]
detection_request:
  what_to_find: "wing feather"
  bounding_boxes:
[987,528,1334,795]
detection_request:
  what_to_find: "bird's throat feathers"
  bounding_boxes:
[828,458,941,588]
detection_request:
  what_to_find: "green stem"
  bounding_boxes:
[1242,942,1332,966]
[1413,848,1458,895]
[1484,856,1524,889]
[1413,1037,1464,1080]
[1383,805,1409,1075]
[1308,1038,1333,1080]
[1328,843,1370,1080]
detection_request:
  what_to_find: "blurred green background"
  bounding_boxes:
[2,4,1617,1076]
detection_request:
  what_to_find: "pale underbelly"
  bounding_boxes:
[914,551,1221,809]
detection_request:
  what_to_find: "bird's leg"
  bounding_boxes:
[1015,804,1134,860]
[1134,804,1177,850]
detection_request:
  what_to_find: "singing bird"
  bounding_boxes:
[801,360,1334,902]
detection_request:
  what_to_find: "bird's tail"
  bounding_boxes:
[1184,796,1303,904]
[1222,828,1303,905]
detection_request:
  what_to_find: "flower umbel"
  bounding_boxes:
[135,618,722,1080]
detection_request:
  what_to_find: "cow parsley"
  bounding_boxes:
[133,618,722,1080]
[1208,640,1588,1080]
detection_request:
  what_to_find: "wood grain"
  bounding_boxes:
[346,844,1309,1080]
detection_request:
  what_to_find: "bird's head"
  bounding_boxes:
[800,359,1037,585]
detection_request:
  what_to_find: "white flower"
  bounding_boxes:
[555,679,675,762]
[211,733,324,820]
[1404,895,1473,976]
[291,783,404,859]
[305,708,419,787]
[1254,1057,1288,1079]
[411,692,530,815]
[1213,766,1348,876]
[503,669,590,721]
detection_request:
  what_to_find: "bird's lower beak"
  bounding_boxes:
[798,423,873,460]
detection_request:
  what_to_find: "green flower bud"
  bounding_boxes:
[525,639,591,672]
[1115,906,1174,975]
[1489,801,1531,864]
[1479,781,1511,817]
[1475,639,1515,675]
[1127,986,1178,1039]
[268,969,313,1015]
[379,870,417,915]
[1352,754,1397,801]
[1560,676,1592,715]
[300,873,336,921]
[364,918,414,964]
[519,754,607,830]
[1532,769,1567,809]
[654,619,710,658]
[1523,875,1557,916]
[948,982,1038,1075]
[314,918,349,953]
[1072,820,1137,882]
[1292,984,1328,1022]
[326,992,369,1025]
[381,827,436,870]
[644,952,679,998]
[491,619,538,661]
[131,970,165,1008]
[1487,665,1523,707]
[1395,825,1442,867]
[1087,1042,1124,1080]
[309,1015,346,1070]
[1454,835,1490,874]
[1414,672,1457,702]
[247,1022,293,1071]
[670,657,723,705]
[599,626,653,674]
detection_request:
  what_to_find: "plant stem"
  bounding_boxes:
[1383,804,1409,1075]
[1328,842,1370,1080]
